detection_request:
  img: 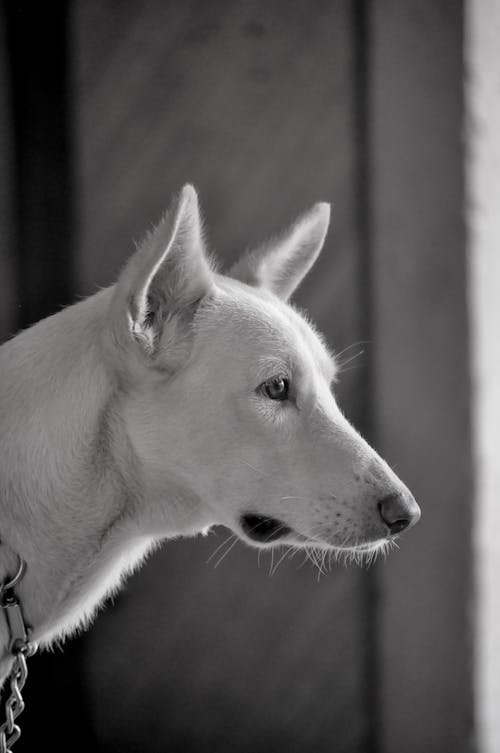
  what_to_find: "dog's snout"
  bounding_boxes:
[378,493,421,536]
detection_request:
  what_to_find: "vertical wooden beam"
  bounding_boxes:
[0,7,15,343]
[352,3,379,751]
[2,3,95,752]
[369,2,473,752]
[3,0,75,328]
[466,1,500,751]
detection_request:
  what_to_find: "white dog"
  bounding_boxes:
[0,185,420,680]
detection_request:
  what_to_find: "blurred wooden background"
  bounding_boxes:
[0,1,472,752]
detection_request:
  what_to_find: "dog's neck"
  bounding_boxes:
[0,288,207,673]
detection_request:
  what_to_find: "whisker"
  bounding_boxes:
[270,546,291,576]
[305,546,322,578]
[257,548,263,568]
[336,349,365,371]
[268,547,275,576]
[321,549,328,575]
[334,341,370,361]
[297,551,310,571]
[315,548,327,580]
[213,535,240,568]
[239,459,269,476]
[337,364,363,374]
[206,532,236,564]
[300,523,395,571]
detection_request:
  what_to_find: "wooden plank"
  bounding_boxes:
[466,1,500,750]
[369,3,473,752]
[0,7,15,343]
[1,4,97,752]
[3,0,75,328]
[73,1,371,750]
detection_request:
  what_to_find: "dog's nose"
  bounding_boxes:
[378,493,421,536]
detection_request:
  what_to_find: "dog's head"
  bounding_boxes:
[109,185,420,561]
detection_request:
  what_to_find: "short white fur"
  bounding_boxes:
[0,184,419,682]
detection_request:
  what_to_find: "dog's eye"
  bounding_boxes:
[260,376,290,401]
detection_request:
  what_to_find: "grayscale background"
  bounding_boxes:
[1,1,488,752]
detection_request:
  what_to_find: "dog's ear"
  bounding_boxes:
[229,202,330,301]
[113,185,214,366]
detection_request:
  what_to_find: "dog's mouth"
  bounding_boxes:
[239,515,388,554]
[240,514,292,543]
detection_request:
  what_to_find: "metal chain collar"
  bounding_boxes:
[0,556,37,753]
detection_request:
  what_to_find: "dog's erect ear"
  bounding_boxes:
[229,202,330,300]
[114,185,214,363]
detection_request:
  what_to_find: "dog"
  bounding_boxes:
[0,184,420,681]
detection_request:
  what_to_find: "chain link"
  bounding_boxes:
[0,556,36,753]
[0,642,36,753]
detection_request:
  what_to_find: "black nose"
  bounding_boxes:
[378,493,420,536]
